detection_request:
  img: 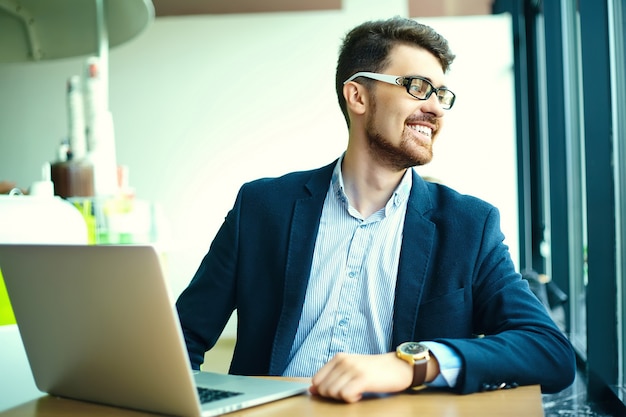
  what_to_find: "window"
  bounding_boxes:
[609,0,626,388]
[498,0,626,408]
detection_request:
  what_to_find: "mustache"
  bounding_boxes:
[405,115,438,125]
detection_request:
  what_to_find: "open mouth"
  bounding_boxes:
[407,123,433,139]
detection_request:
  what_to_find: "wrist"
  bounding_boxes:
[393,353,415,389]
[396,342,432,389]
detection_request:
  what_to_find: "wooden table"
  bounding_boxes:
[0,384,544,417]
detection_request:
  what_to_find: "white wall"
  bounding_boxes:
[0,1,517,301]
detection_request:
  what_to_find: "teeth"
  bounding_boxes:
[409,124,432,137]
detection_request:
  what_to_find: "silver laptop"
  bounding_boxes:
[0,244,309,416]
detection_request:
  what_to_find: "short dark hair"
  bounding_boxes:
[336,17,456,126]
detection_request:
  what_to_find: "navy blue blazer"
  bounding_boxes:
[176,160,575,394]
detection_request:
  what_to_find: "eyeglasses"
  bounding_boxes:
[343,71,456,110]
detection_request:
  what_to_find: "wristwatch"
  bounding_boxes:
[396,342,430,390]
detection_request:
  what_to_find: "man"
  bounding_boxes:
[176,17,575,403]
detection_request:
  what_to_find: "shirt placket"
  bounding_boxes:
[326,221,373,359]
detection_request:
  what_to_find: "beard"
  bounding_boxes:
[365,100,436,171]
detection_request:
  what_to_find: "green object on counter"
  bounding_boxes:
[0,268,16,326]
[71,198,97,244]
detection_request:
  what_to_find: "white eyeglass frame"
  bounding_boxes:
[343,71,456,109]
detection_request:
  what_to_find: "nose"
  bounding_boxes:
[421,93,445,117]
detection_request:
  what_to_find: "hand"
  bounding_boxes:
[309,352,413,403]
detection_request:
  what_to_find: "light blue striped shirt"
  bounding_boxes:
[283,158,460,388]
[283,158,408,375]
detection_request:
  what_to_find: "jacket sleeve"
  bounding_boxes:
[175,188,243,370]
[437,207,576,394]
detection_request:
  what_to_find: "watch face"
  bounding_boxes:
[401,342,428,355]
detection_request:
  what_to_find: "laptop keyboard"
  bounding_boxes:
[197,387,244,404]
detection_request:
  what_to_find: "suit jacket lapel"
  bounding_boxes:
[269,162,334,374]
[392,171,436,346]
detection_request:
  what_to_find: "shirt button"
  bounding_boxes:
[338,319,348,326]
[348,271,356,278]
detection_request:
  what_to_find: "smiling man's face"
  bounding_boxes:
[364,44,448,170]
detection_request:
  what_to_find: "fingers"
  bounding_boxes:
[311,353,366,403]
[310,352,414,403]
[310,352,414,402]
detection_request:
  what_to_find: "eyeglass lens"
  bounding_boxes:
[407,78,454,108]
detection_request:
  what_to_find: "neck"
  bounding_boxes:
[341,147,407,218]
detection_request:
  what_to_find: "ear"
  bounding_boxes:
[343,81,368,117]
